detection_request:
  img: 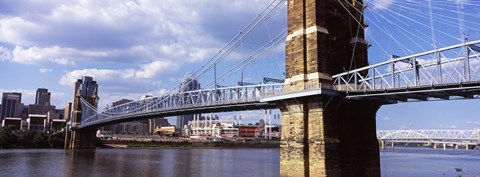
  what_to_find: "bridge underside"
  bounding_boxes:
[342,82,480,103]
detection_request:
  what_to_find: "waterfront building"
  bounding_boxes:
[1,117,22,129]
[141,95,171,135]
[176,73,201,133]
[49,117,67,132]
[74,76,98,103]
[101,98,152,135]
[28,104,55,115]
[237,125,260,137]
[154,126,176,135]
[27,114,48,132]
[35,88,51,106]
[120,121,149,135]
[1,92,23,123]
[64,102,72,120]
[112,99,133,107]
[186,116,239,138]
[149,117,170,134]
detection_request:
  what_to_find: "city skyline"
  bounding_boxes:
[1,0,480,130]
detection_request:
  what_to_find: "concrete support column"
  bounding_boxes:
[66,87,98,149]
[69,128,97,149]
[380,140,385,150]
[279,97,381,177]
[281,0,375,176]
[335,99,381,177]
[443,143,446,150]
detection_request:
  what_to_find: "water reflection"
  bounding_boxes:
[0,148,279,177]
[1,148,479,177]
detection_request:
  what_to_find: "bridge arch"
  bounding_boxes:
[378,130,430,140]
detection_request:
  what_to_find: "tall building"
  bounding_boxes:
[103,98,152,135]
[64,102,72,120]
[35,88,51,105]
[176,73,201,132]
[72,76,99,126]
[28,104,55,115]
[75,76,98,103]
[112,99,133,107]
[1,92,23,122]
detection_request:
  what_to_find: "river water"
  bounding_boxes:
[0,147,478,177]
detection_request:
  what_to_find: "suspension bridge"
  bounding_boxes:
[66,0,480,176]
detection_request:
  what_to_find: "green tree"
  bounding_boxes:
[47,131,65,148]
[0,125,17,148]
[32,132,48,148]
[16,130,36,147]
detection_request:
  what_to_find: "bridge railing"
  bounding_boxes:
[333,40,480,93]
[79,84,283,126]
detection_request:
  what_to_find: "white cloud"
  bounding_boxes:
[98,89,168,110]
[0,46,12,61]
[0,17,43,46]
[0,0,278,67]
[371,0,396,10]
[383,116,391,121]
[465,121,480,125]
[58,60,178,94]
[39,68,52,73]
[10,46,106,66]
[397,122,413,130]
[135,60,176,79]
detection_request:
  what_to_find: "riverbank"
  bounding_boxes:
[100,139,280,149]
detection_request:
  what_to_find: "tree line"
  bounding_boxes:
[0,125,65,148]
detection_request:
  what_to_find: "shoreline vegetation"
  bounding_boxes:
[0,126,65,149]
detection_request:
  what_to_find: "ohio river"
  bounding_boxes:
[0,148,479,177]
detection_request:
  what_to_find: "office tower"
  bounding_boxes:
[35,88,51,105]
[1,92,22,122]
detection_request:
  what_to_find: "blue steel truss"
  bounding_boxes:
[333,40,480,102]
[77,84,283,128]
[377,130,480,144]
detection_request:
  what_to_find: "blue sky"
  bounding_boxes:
[0,0,479,129]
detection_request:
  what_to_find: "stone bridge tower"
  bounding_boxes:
[280,0,380,176]
[66,76,99,149]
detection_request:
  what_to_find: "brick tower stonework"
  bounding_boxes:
[280,0,380,176]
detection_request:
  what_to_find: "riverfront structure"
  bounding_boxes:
[1,92,22,122]
[67,76,99,149]
[274,0,380,176]
[35,88,51,106]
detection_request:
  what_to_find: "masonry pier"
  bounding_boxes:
[65,76,99,149]
[279,0,381,176]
